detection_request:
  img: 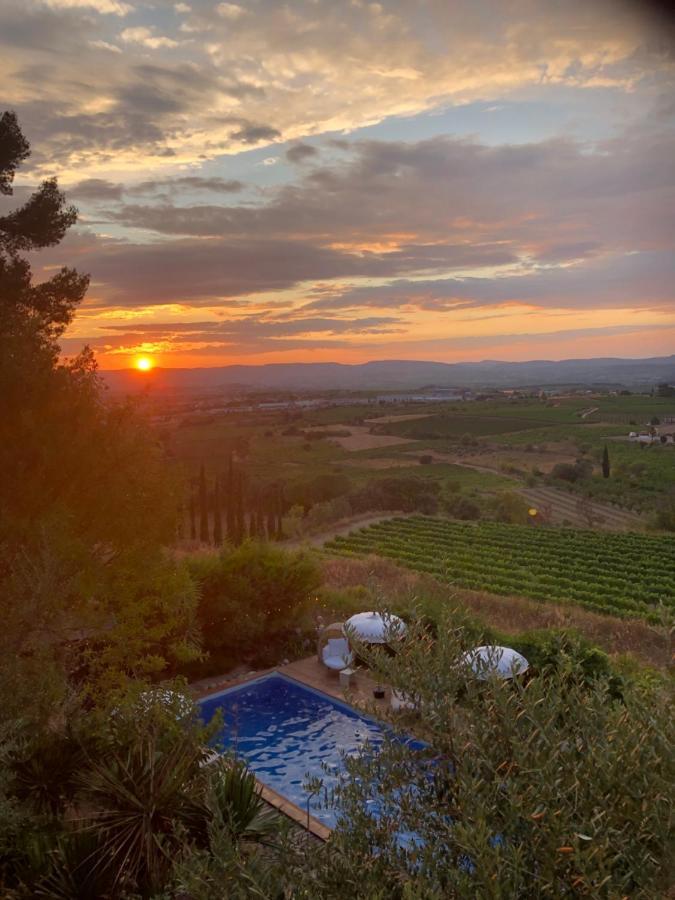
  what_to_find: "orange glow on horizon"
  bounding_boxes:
[135,355,154,371]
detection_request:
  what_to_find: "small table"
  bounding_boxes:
[339,667,357,689]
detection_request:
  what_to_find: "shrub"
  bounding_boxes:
[305,497,352,531]
[550,459,592,483]
[189,543,321,663]
[490,491,530,524]
[349,476,438,515]
[443,494,481,520]
[303,615,673,898]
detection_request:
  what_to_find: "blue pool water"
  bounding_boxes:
[199,673,410,827]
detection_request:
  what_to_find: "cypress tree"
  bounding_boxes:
[189,493,196,540]
[226,455,236,542]
[276,485,285,539]
[235,468,246,543]
[602,444,610,479]
[212,476,223,546]
[198,463,209,543]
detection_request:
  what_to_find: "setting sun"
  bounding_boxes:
[135,356,154,371]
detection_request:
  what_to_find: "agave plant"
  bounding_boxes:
[11,729,84,818]
[77,729,210,896]
[206,760,277,845]
[29,829,118,900]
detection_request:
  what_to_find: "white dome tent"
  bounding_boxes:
[343,611,407,644]
[460,645,529,680]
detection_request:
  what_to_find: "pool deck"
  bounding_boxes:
[190,654,392,842]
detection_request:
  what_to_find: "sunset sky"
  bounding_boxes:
[3,0,674,368]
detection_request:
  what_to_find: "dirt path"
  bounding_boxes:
[283,511,411,548]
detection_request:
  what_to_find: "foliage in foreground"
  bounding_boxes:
[294,613,674,899]
[0,694,291,899]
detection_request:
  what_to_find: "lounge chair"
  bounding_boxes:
[322,637,354,672]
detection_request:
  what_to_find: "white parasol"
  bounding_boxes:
[343,611,407,644]
[459,645,529,680]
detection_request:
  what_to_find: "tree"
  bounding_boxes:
[491,491,529,524]
[199,464,209,543]
[0,113,90,452]
[189,543,321,660]
[189,492,197,540]
[0,112,199,718]
[234,468,246,545]
[225,455,237,543]
[602,443,611,478]
[300,614,673,898]
[212,476,223,547]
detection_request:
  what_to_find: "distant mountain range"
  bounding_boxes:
[102,355,675,393]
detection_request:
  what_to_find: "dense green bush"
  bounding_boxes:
[490,491,530,524]
[189,542,321,667]
[442,493,481,520]
[349,476,439,515]
[296,615,673,898]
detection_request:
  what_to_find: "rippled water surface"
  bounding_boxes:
[199,674,388,826]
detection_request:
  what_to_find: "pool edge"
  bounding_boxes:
[193,666,338,841]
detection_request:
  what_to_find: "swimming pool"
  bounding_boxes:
[198,672,418,828]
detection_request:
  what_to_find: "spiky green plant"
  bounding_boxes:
[206,760,277,843]
[29,829,118,899]
[77,730,210,896]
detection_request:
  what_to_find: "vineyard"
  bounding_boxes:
[325,517,675,622]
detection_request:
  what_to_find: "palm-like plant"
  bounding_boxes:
[77,730,210,896]
[11,730,84,818]
[30,829,117,899]
[206,760,277,844]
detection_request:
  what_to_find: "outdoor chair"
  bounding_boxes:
[322,637,354,672]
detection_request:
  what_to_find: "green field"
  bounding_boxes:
[378,412,554,438]
[325,516,675,622]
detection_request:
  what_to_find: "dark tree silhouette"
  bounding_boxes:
[189,493,196,541]
[225,454,236,542]
[0,111,89,370]
[198,464,209,543]
[602,444,611,479]
[212,476,223,546]
[234,467,246,544]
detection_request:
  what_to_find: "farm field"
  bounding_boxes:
[520,486,644,530]
[378,412,556,438]
[325,516,675,622]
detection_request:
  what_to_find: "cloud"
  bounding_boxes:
[229,124,281,145]
[37,128,672,333]
[304,250,675,314]
[3,0,673,173]
[70,175,244,201]
[89,38,122,52]
[120,26,179,49]
[42,0,132,14]
[69,178,125,200]
[216,2,245,20]
[286,143,318,164]
[99,132,675,259]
